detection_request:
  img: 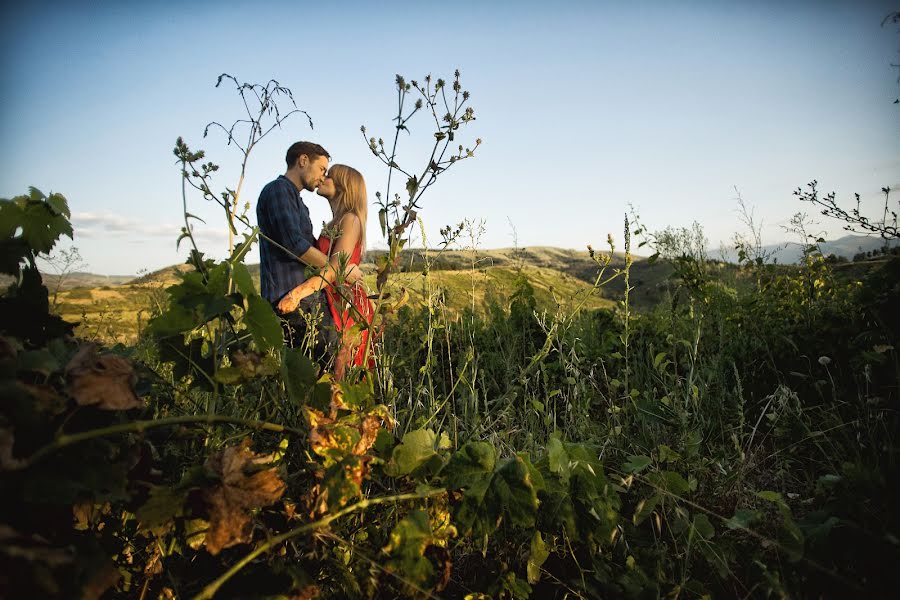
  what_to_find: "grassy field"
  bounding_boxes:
[50,248,635,344]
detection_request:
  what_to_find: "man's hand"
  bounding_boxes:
[345,264,364,285]
[277,290,301,314]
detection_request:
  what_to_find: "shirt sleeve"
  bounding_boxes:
[259,183,312,258]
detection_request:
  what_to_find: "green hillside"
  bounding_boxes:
[52,248,625,344]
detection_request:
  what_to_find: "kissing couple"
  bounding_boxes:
[257,141,374,381]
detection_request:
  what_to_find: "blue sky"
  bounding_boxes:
[1,0,898,274]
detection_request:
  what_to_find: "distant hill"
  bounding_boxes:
[38,271,133,290]
[42,243,896,345]
[716,234,899,264]
[34,246,679,309]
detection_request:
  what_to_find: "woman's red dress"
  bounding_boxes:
[315,235,375,368]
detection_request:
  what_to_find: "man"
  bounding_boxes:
[257,141,361,354]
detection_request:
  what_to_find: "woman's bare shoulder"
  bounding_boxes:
[337,212,362,234]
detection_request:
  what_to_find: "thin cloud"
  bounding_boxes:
[73,212,178,237]
[72,212,231,244]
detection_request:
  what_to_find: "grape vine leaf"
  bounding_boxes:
[384,428,450,478]
[443,441,495,489]
[244,294,283,351]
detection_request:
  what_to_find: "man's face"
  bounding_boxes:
[297,155,329,192]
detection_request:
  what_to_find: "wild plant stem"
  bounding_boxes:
[16,415,304,470]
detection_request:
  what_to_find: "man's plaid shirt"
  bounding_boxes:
[257,175,317,304]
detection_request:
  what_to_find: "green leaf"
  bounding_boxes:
[136,486,187,535]
[527,531,550,584]
[384,429,450,478]
[455,456,539,537]
[623,454,652,473]
[245,294,283,351]
[539,475,578,537]
[547,435,570,483]
[779,512,805,561]
[518,452,545,493]
[756,490,783,503]
[633,494,660,526]
[692,513,715,539]
[338,379,374,410]
[281,347,318,405]
[0,200,24,239]
[28,187,46,202]
[17,349,59,375]
[214,366,245,385]
[231,262,255,297]
[660,471,690,495]
[156,336,214,390]
[726,508,760,530]
[496,572,532,599]
[653,351,668,370]
[444,441,495,489]
[229,231,257,264]
[45,192,70,218]
[205,262,230,297]
[146,303,196,337]
[17,197,73,255]
[383,510,434,589]
[373,428,395,458]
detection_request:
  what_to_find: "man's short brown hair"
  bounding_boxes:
[286,141,330,169]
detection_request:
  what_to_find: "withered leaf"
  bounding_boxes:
[20,382,67,415]
[312,455,372,515]
[291,584,320,600]
[202,439,286,555]
[65,344,142,410]
[81,560,121,600]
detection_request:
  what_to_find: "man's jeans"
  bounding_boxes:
[278,292,339,368]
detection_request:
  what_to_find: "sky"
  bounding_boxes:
[1,0,898,275]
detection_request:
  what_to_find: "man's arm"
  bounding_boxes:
[259,185,314,259]
[298,245,362,283]
[276,215,364,314]
[259,184,361,283]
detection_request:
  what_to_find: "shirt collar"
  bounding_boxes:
[278,174,301,194]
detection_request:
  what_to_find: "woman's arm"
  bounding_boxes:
[276,214,362,314]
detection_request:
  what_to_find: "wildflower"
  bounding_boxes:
[818,356,832,366]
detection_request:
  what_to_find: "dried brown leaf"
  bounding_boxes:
[20,382,67,415]
[144,545,163,576]
[81,560,121,600]
[354,414,381,456]
[425,545,453,592]
[65,345,141,410]
[290,585,320,600]
[202,439,286,555]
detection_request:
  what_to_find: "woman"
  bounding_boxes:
[277,164,374,380]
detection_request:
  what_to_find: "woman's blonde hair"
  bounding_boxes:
[327,164,368,254]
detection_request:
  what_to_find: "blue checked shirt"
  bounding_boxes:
[257,175,317,303]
